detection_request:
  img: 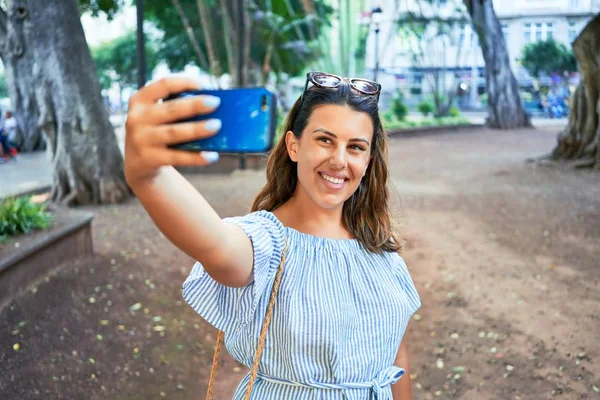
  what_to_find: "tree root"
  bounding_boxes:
[572,158,597,169]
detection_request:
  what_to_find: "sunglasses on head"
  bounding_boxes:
[299,72,382,108]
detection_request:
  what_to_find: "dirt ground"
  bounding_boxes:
[1,125,599,400]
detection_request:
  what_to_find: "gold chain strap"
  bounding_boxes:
[206,238,288,400]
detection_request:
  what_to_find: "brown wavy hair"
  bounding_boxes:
[251,83,401,254]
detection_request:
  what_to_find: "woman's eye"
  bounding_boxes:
[318,137,332,144]
[349,145,366,151]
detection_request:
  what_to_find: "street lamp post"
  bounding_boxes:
[371,6,383,82]
[136,0,147,89]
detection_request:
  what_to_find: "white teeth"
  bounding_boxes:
[321,173,345,184]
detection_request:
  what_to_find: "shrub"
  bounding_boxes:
[382,111,395,123]
[417,100,434,116]
[391,92,409,121]
[449,106,460,117]
[0,196,53,242]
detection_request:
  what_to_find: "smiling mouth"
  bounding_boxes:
[319,172,348,186]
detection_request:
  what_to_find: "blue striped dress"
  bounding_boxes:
[182,211,421,399]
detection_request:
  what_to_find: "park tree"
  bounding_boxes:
[540,13,600,169]
[464,0,532,129]
[92,30,160,112]
[148,0,332,101]
[0,0,130,205]
[521,38,577,79]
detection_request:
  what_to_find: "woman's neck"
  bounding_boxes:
[273,186,353,240]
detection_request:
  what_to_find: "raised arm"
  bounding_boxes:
[124,77,254,288]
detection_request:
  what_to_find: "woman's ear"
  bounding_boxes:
[285,130,299,162]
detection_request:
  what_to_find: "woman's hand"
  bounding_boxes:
[121,76,255,288]
[124,77,222,188]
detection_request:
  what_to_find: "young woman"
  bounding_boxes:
[124,72,421,400]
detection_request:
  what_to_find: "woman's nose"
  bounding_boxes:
[329,147,347,169]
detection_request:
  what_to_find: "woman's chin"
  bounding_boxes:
[315,192,352,210]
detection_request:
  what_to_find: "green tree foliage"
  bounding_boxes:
[78,0,123,19]
[521,39,578,78]
[91,30,160,92]
[145,0,333,80]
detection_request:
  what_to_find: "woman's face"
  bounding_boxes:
[286,104,374,211]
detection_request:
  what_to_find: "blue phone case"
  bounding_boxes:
[167,87,277,153]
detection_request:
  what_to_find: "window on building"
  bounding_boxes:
[501,24,509,42]
[570,0,579,8]
[535,23,543,40]
[568,22,578,41]
[523,23,531,43]
[524,22,555,43]
[546,23,554,40]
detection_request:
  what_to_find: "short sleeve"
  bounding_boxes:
[181,211,285,332]
[393,254,421,316]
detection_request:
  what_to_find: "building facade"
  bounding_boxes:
[363,0,599,109]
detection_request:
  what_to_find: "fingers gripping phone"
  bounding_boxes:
[166,87,277,153]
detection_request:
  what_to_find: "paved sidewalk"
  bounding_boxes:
[1,121,125,199]
[1,152,53,198]
[0,116,565,200]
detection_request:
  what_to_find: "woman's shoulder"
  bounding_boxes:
[224,210,281,227]
[223,210,285,244]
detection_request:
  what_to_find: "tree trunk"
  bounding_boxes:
[546,13,600,169]
[465,0,532,129]
[0,4,45,154]
[0,0,130,205]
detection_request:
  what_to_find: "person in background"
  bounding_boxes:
[0,110,18,160]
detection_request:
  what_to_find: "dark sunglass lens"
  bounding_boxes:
[352,80,379,94]
[313,74,340,87]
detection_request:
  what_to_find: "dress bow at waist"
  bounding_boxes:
[256,366,405,399]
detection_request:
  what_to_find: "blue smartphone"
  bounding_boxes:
[166,87,277,153]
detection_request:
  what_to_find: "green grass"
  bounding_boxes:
[382,115,471,131]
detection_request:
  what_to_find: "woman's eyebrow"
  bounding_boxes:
[313,128,370,145]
